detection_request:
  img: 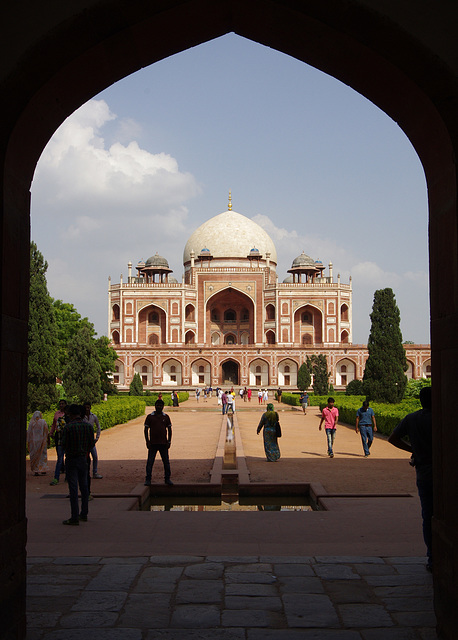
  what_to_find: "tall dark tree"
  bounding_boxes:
[309,354,330,396]
[297,362,311,391]
[28,242,59,412]
[129,372,144,396]
[52,299,94,380]
[63,325,102,404]
[95,335,118,394]
[363,288,407,403]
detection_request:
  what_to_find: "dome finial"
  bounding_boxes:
[228,190,232,211]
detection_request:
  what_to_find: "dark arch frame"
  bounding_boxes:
[2,3,458,636]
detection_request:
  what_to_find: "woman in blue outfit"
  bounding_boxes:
[257,403,281,462]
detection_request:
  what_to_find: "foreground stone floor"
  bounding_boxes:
[27,555,436,639]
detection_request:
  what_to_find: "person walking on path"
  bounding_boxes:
[144,399,173,486]
[389,386,433,571]
[257,402,281,462]
[276,388,282,403]
[247,388,252,402]
[49,399,67,484]
[27,411,49,475]
[319,397,339,458]
[300,391,309,414]
[61,404,95,525]
[263,389,269,405]
[356,400,377,457]
[83,402,103,479]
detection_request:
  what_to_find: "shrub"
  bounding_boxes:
[346,379,364,395]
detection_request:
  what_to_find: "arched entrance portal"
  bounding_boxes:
[3,4,458,637]
[222,360,239,386]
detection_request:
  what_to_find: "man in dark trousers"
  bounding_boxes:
[389,386,433,570]
[61,404,95,525]
[144,399,173,486]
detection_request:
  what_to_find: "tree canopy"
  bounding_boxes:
[297,362,311,391]
[28,242,59,412]
[363,288,407,403]
[129,372,144,396]
[308,354,330,396]
[63,325,103,404]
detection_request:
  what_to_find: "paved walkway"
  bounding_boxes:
[26,398,437,638]
[27,555,435,639]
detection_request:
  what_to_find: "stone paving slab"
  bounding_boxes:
[26,556,438,638]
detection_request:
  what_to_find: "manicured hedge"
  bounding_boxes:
[317,397,422,436]
[281,392,349,408]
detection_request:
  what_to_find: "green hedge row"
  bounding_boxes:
[281,392,348,407]
[317,397,422,436]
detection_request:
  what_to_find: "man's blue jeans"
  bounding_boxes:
[222,404,227,414]
[359,425,374,456]
[325,428,336,455]
[54,444,65,480]
[66,455,89,521]
[90,445,98,475]
[145,444,171,482]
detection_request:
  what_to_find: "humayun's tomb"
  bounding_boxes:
[108,195,431,391]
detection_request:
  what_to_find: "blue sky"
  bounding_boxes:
[31,33,429,344]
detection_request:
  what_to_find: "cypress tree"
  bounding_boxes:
[129,372,144,396]
[28,242,59,412]
[363,288,407,403]
[63,325,102,404]
[310,354,330,396]
[297,362,311,391]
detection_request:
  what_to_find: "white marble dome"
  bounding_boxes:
[183,210,277,265]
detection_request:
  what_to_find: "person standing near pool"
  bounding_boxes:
[144,399,173,486]
[319,397,339,458]
[355,400,377,456]
[257,403,281,462]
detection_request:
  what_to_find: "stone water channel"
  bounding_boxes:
[143,410,315,512]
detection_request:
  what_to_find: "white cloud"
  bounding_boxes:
[31,99,200,335]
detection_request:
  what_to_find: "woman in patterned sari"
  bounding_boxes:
[257,403,281,462]
[27,411,49,475]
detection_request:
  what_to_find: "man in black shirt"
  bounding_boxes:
[144,399,173,486]
[389,387,433,570]
[61,404,95,525]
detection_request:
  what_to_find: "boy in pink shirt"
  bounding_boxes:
[319,397,339,458]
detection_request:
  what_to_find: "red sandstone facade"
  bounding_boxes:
[108,207,430,390]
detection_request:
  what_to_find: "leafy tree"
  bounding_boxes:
[345,379,364,395]
[297,362,311,391]
[129,372,144,396]
[63,325,102,404]
[53,299,94,379]
[28,242,59,412]
[404,377,431,399]
[95,336,118,394]
[309,354,330,395]
[363,288,407,403]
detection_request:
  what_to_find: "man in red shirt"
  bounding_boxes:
[319,397,339,458]
[144,399,173,486]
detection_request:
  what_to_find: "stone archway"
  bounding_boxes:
[222,360,239,386]
[3,3,458,637]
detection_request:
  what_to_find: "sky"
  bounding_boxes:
[31,33,430,344]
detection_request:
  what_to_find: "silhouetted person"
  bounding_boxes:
[144,399,173,486]
[389,386,433,571]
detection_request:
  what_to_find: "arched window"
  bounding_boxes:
[125,302,132,315]
[302,334,312,345]
[185,304,195,321]
[149,334,159,345]
[341,304,349,321]
[148,311,159,324]
[328,302,335,315]
[112,304,120,321]
[284,365,290,373]
[224,309,236,322]
[266,330,275,344]
[211,332,221,345]
[170,366,176,373]
[241,308,249,322]
[185,331,195,345]
[171,328,178,342]
[171,302,179,315]
[225,334,236,344]
[112,330,120,345]
[302,312,312,324]
[125,328,132,342]
[341,330,349,344]
[142,365,147,373]
[198,365,204,373]
[266,304,275,320]
[255,366,261,373]
[282,302,288,315]
[341,365,347,373]
[211,309,220,322]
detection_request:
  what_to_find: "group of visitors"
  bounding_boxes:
[27,399,103,525]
